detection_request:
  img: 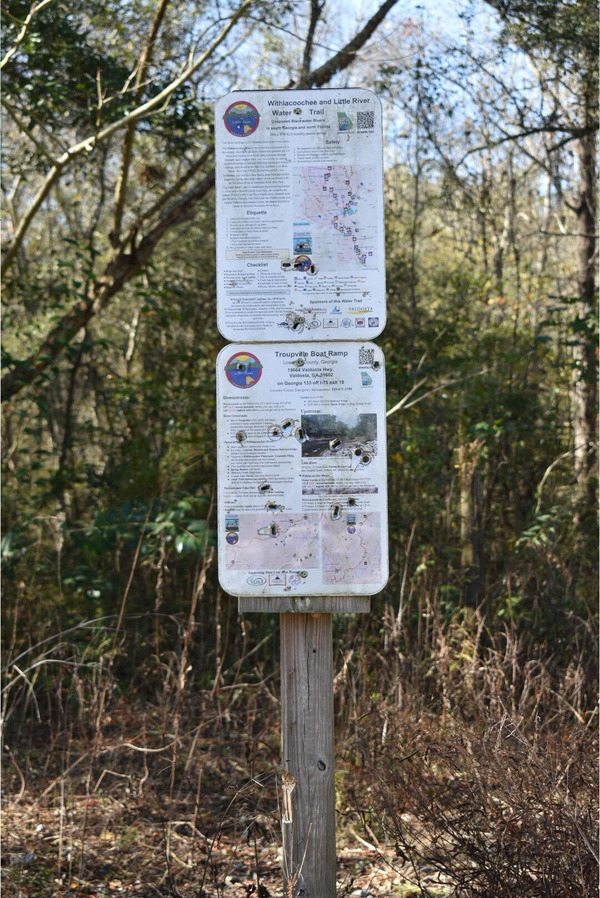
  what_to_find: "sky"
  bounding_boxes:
[228,0,503,92]
[346,0,502,49]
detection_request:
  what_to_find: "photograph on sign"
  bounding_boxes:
[216,342,388,597]
[215,89,385,342]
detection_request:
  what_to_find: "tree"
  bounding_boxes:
[371,2,597,617]
[482,0,599,511]
[1,0,401,400]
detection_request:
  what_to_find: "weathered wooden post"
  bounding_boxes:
[214,88,387,897]
[281,612,336,897]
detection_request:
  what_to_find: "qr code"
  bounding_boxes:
[359,347,375,365]
[357,110,375,130]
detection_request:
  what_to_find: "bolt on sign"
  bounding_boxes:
[215,89,385,342]
[216,343,388,599]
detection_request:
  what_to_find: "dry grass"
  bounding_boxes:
[2,689,430,898]
[339,613,599,898]
[1,722,418,897]
[1,604,597,897]
[343,708,597,898]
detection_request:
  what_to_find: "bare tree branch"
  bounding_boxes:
[1,0,57,71]
[295,0,401,88]
[1,0,254,276]
[111,0,172,248]
[1,96,60,166]
[2,0,402,400]
[386,369,489,418]
[1,170,215,401]
[126,145,215,238]
[301,0,325,79]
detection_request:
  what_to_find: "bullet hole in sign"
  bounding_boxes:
[372,359,381,371]
[281,419,295,436]
[330,505,342,521]
[235,431,247,444]
[295,427,309,443]
[266,501,284,513]
[348,497,357,506]
[258,482,272,494]
[329,438,342,452]
[350,447,372,470]
[257,522,279,537]
[286,311,305,333]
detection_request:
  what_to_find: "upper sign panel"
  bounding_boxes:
[215,89,385,342]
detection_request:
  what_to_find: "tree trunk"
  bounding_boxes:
[573,127,598,516]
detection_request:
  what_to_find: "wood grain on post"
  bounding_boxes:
[280,612,336,898]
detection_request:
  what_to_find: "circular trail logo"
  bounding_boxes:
[223,101,260,137]
[293,254,312,272]
[225,351,263,388]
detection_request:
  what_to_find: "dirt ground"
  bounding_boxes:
[2,794,444,898]
[1,737,449,898]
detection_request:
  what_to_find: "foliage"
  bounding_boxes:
[0,1,598,892]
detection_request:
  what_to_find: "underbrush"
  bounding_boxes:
[340,612,598,898]
[344,708,597,897]
[1,607,598,897]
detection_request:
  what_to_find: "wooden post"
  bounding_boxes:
[280,612,336,898]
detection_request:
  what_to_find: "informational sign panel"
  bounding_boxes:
[215,89,385,342]
[216,342,388,597]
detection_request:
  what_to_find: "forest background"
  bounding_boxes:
[1,0,598,896]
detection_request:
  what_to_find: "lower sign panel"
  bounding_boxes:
[216,342,388,597]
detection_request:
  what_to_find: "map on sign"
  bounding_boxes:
[225,514,321,572]
[295,166,378,271]
[215,89,385,343]
[321,512,381,585]
[216,342,388,597]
